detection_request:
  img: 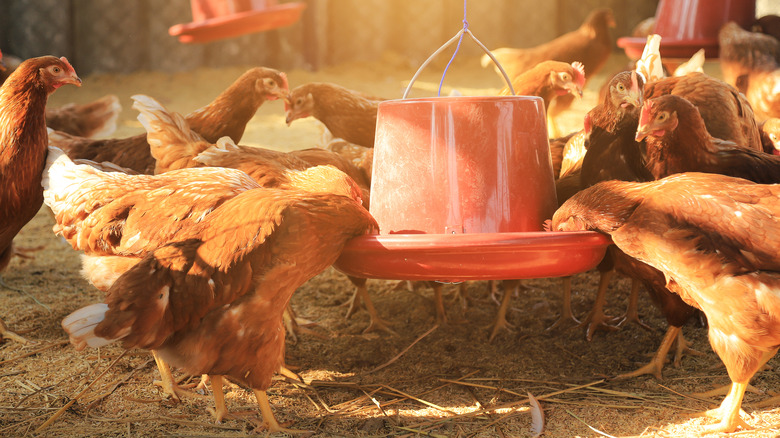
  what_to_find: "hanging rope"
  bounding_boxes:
[438,0,469,96]
[401,0,515,98]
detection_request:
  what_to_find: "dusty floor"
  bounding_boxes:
[1,52,780,437]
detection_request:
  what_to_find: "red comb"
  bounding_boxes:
[571,62,586,86]
[630,71,640,91]
[59,57,77,75]
[638,99,654,127]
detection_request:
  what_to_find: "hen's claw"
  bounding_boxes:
[0,318,28,344]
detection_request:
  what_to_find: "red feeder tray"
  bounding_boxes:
[169,0,306,44]
[617,0,756,59]
[334,232,611,282]
[333,95,610,282]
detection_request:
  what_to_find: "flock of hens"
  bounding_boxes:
[1,6,780,435]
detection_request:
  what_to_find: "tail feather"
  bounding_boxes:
[42,146,102,216]
[132,94,209,172]
[193,136,241,166]
[62,303,126,350]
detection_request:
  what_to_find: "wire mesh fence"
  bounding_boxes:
[0,0,659,75]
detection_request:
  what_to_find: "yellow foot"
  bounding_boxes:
[578,310,620,341]
[546,313,581,332]
[362,317,397,336]
[615,312,654,332]
[487,315,515,342]
[612,358,666,381]
[153,379,211,401]
[0,319,29,344]
[693,408,752,433]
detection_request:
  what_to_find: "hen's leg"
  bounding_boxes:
[346,276,395,335]
[431,283,448,325]
[488,280,519,341]
[152,351,209,401]
[578,269,619,341]
[614,325,679,380]
[546,277,580,331]
[672,327,704,367]
[210,375,230,423]
[697,381,752,433]
[0,318,28,344]
[254,389,307,434]
[615,279,653,332]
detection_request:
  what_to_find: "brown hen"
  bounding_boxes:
[49,67,288,174]
[134,94,390,334]
[0,56,81,343]
[636,94,780,182]
[553,172,780,433]
[643,72,762,150]
[57,150,377,432]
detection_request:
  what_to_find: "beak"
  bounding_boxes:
[622,90,642,109]
[635,123,650,142]
[285,111,294,126]
[567,82,583,98]
[62,74,82,87]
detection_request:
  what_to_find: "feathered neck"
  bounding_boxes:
[185,69,270,143]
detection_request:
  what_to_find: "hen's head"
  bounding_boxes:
[284,84,315,125]
[548,61,585,98]
[4,55,81,94]
[247,67,288,102]
[606,70,644,115]
[584,8,616,31]
[635,95,691,142]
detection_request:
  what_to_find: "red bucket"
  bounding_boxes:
[618,0,756,59]
[370,96,557,235]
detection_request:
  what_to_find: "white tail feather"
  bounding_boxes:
[636,34,665,84]
[62,303,124,350]
[193,136,240,165]
[132,94,204,147]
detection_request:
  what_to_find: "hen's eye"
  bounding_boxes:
[616,83,625,92]
[658,112,668,121]
[561,73,571,81]
[52,66,61,73]
[296,98,303,105]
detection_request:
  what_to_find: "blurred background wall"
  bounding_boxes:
[0,0,775,76]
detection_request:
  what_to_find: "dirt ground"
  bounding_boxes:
[1,51,780,438]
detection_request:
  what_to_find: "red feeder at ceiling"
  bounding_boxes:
[617,0,756,59]
[169,0,306,44]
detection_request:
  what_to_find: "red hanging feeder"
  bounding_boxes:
[617,0,756,59]
[169,0,306,44]
[334,26,610,283]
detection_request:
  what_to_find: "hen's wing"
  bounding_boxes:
[612,174,780,276]
[68,187,375,351]
[43,147,259,256]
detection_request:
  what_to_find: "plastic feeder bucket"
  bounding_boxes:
[371,96,557,235]
[618,0,756,59]
[334,96,610,282]
[333,25,610,282]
